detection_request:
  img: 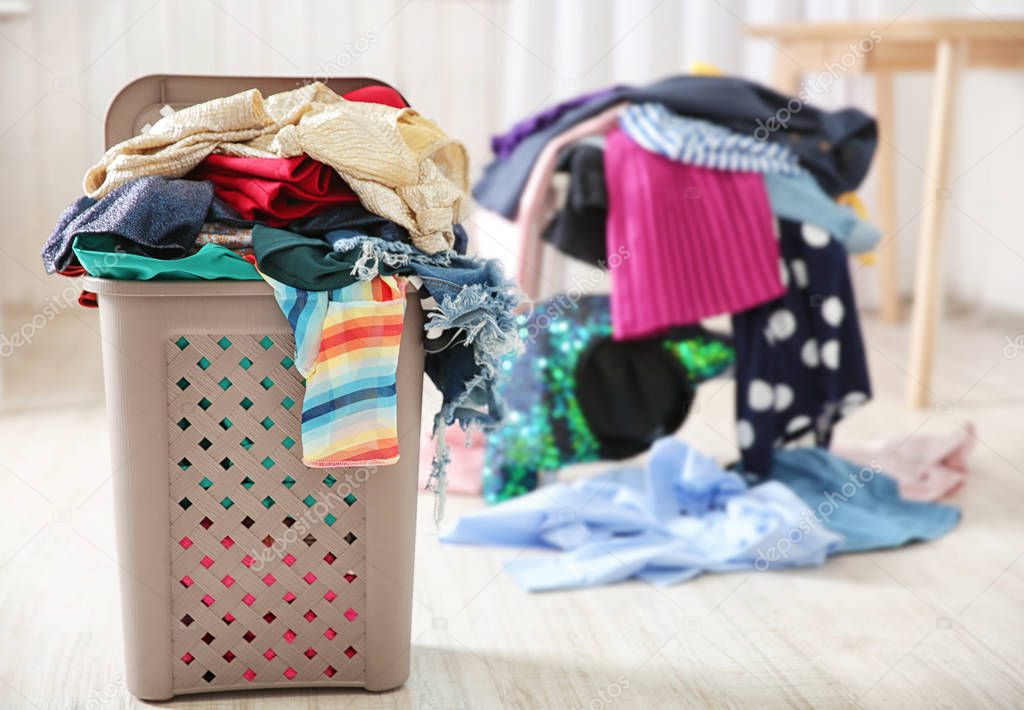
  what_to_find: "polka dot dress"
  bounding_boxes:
[731,218,871,476]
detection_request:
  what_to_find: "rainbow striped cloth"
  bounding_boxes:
[261,272,408,467]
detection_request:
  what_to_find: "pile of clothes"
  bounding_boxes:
[43,82,520,499]
[440,75,968,590]
[475,74,881,496]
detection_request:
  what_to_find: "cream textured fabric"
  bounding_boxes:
[84,83,469,254]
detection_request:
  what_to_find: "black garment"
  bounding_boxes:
[575,336,695,459]
[474,74,878,217]
[540,143,608,266]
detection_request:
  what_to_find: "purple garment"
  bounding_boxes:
[490,86,623,159]
[42,177,214,274]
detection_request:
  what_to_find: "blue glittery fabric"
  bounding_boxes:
[42,176,214,274]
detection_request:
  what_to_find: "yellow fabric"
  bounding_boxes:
[689,61,724,76]
[83,82,469,254]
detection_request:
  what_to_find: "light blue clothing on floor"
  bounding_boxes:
[771,448,961,552]
[619,102,881,253]
[441,439,841,591]
[764,171,880,253]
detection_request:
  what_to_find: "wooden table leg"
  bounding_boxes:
[874,70,901,323]
[907,39,966,408]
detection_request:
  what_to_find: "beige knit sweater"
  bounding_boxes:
[83,82,470,254]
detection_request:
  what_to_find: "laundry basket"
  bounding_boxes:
[85,76,425,700]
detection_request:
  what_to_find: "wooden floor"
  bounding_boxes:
[1,309,1022,709]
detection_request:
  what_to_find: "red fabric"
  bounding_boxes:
[78,290,98,308]
[189,154,357,226]
[186,84,408,226]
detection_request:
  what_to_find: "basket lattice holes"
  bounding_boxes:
[167,334,366,688]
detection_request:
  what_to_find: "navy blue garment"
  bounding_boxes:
[732,218,871,476]
[474,74,878,218]
[42,177,214,274]
[771,448,960,552]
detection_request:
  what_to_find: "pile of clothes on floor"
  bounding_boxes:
[439,74,971,590]
[475,74,880,500]
[42,82,520,496]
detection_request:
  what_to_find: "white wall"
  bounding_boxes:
[1,0,1023,313]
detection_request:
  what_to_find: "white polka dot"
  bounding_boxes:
[773,383,794,411]
[840,391,868,415]
[801,339,819,368]
[801,222,830,247]
[822,297,844,327]
[779,259,789,287]
[790,259,808,289]
[767,309,797,341]
[821,339,841,369]
[786,415,812,434]
[736,420,755,449]
[748,380,774,411]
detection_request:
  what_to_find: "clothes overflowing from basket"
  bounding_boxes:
[42,81,521,509]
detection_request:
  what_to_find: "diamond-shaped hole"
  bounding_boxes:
[218,376,232,391]
[324,552,337,565]
[344,532,357,545]
[219,418,233,431]
[260,376,274,390]
[176,377,190,391]
[240,396,254,410]
[177,417,191,431]
[261,456,275,470]
[220,497,234,510]
[302,495,316,508]
[344,646,357,658]
[223,650,236,663]
[281,476,295,489]
[324,665,336,677]
[198,437,212,451]
[324,513,337,527]
[181,614,194,627]
[282,436,296,450]
[261,496,275,509]
[200,516,214,529]
[303,534,316,547]
[304,647,317,659]
[202,670,216,683]
[199,477,213,490]
[181,652,194,664]
[201,632,215,645]
[198,397,212,410]
[217,336,232,350]
[177,457,191,471]
[241,516,255,529]
[343,493,357,506]
[239,356,253,370]
[175,336,190,350]
[281,396,295,410]
[283,667,297,680]
[219,457,233,470]
[343,608,358,622]
[283,629,296,643]
[259,335,273,350]
[178,497,192,510]
[241,476,255,490]
[197,356,211,370]
[261,417,275,430]
[280,355,294,369]
[243,630,256,642]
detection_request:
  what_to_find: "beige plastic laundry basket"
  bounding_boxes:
[85,75,424,700]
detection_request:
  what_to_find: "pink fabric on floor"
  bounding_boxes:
[604,128,785,340]
[832,423,976,501]
[418,428,485,495]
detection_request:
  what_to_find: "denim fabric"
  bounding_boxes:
[771,448,961,552]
